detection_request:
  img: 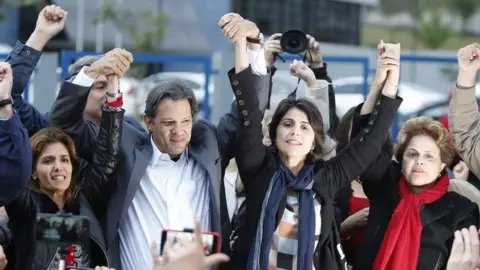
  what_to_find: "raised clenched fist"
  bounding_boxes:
[289,59,316,86]
[0,63,13,99]
[457,43,480,74]
[35,5,68,38]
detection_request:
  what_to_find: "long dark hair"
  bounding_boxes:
[334,107,356,152]
[29,128,79,204]
[269,98,326,156]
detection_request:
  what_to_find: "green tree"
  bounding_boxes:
[442,0,479,33]
[415,8,453,49]
[96,0,168,53]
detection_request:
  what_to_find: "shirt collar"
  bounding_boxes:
[149,136,190,165]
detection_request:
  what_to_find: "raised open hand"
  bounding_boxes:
[446,226,480,270]
[35,5,67,38]
[264,33,283,67]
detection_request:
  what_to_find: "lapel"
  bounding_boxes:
[189,142,221,231]
[119,136,153,223]
[189,121,222,231]
[421,194,454,227]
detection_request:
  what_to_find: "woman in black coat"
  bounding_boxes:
[227,36,402,270]
[5,87,124,270]
[350,44,479,270]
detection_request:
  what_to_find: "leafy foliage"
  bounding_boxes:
[95,0,169,52]
[415,8,453,49]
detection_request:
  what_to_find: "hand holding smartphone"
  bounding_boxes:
[36,213,90,244]
[160,229,221,255]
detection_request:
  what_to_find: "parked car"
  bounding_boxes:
[411,97,480,119]
[119,76,141,117]
[139,72,215,116]
[332,76,446,118]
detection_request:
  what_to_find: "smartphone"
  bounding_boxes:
[160,229,221,255]
[36,213,90,244]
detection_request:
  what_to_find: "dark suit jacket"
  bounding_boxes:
[49,66,270,269]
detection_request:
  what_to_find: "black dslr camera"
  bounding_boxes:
[275,30,308,54]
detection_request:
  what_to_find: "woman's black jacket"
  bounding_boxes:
[5,107,124,270]
[350,110,479,270]
[226,68,402,270]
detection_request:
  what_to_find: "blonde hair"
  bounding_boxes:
[394,116,455,167]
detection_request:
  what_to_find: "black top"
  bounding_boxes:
[227,68,402,270]
[350,110,480,270]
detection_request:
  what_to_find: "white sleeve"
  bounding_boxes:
[297,80,330,132]
[246,47,268,76]
[71,66,95,88]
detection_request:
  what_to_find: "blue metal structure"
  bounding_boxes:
[60,51,213,120]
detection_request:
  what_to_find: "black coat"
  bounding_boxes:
[227,68,402,270]
[350,110,480,270]
[5,107,124,270]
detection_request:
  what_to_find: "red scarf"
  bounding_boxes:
[372,174,449,270]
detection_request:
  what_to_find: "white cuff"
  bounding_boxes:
[247,47,267,76]
[71,66,96,88]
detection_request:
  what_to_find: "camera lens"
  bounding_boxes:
[280,30,308,54]
[289,40,299,47]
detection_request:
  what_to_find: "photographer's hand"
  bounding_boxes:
[300,35,323,68]
[264,33,283,67]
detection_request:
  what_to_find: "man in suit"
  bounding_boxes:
[50,16,270,269]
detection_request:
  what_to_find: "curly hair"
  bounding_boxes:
[394,116,455,167]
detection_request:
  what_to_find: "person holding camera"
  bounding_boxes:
[3,50,127,269]
[264,32,339,134]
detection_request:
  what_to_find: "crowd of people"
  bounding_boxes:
[1,3,480,270]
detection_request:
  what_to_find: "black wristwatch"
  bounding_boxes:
[0,97,12,107]
[247,33,264,44]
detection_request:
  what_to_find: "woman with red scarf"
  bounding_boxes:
[349,44,479,270]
